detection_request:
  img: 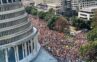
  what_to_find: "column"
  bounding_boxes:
[7,0,9,3]
[14,46,19,62]
[22,44,25,58]
[16,45,19,62]
[12,0,13,3]
[30,39,33,53]
[28,41,30,55]
[4,49,8,62]
[24,42,27,57]
[1,0,3,4]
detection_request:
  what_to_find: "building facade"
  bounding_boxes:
[0,0,40,62]
[79,0,97,10]
[21,0,34,6]
[62,0,72,16]
[78,6,97,20]
[71,0,79,11]
[70,0,97,11]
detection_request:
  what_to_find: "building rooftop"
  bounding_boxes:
[47,3,61,7]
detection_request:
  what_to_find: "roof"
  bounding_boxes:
[47,3,61,7]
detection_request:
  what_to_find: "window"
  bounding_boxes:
[13,0,16,2]
[32,42,34,50]
[0,50,5,62]
[8,0,12,3]
[26,42,29,55]
[7,47,16,62]
[2,0,7,3]
[18,44,23,60]
[29,41,31,53]
[22,44,26,57]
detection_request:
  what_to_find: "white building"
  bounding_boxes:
[78,6,97,20]
[70,0,97,12]
[79,0,97,11]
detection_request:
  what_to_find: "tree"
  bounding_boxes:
[72,16,91,30]
[44,12,54,21]
[47,15,58,29]
[48,8,55,15]
[53,16,69,32]
[44,8,55,21]
[38,11,46,19]
[91,10,97,29]
[25,6,32,14]
[87,10,97,41]
[80,41,97,62]
[87,28,97,41]
[31,6,38,15]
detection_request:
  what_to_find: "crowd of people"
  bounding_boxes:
[30,15,87,62]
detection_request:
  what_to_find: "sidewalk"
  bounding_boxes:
[31,48,58,62]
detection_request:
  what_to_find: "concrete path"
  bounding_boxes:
[31,48,58,62]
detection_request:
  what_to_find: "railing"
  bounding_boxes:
[0,2,22,12]
[0,17,27,28]
[0,10,25,20]
[0,22,31,37]
[0,27,33,45]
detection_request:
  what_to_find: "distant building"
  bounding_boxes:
[79,0,97,10]
[22,0,35,6]
[33,0,62,5]
[62,0,72,16]
[71,0,97,11]
[78,6,97,20]
[35,0,62,14]
[71,0,79,11]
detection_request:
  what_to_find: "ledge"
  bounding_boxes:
[0,27,38,49]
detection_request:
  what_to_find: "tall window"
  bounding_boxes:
[0,50,5,62]
[7,47,16,62]
[18,44,23,60]
[29,41,31,53]
[13,0,16,2]
[8,0,12,3]
[26,41,31,55]
[22,43,26,57]
[2,0,7,3]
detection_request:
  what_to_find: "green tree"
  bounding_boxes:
[25,6,32,14]
[38,11,46,19]
[91,10,97,29]
[80,41,97,62]
[72,16,90,30]
[44,12,54,21]
[87,28,97,41]
[31,6,38,15]
[47,15,58,29]
[87,10,97,41]
[48,8,55,15]
[44,8,55,21]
